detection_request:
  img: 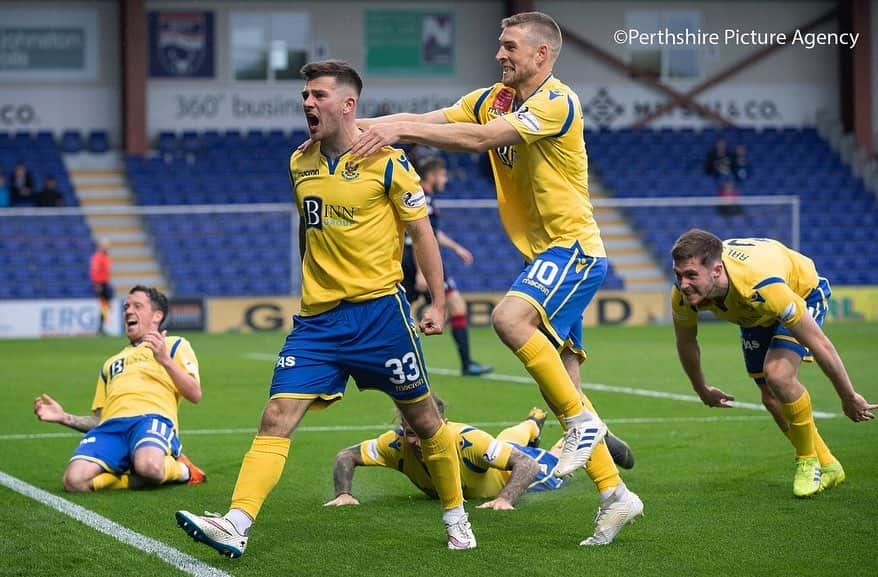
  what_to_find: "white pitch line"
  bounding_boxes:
[0,415,776,442]
[244,354,837,418]
[425,367,840,418]
[0,470,234,577]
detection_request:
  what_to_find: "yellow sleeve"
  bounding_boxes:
[459,427,514,471]
[91,363,108,413]
[385,150,428,222]
[169,337,200,381]
[358,429,402,467]
[501,89,575,144]
[442,87,488,124]
[755,281,808,327]
[670,286,698,328]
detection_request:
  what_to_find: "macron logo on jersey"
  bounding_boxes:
[548,90,562,100]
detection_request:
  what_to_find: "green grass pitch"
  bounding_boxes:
[2,322,876,577]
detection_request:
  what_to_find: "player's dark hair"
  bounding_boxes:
[671,229,724,266]
[300,60,363,96]
[416,156,447,178]
[129,285,169,329]
[501,11,562,61]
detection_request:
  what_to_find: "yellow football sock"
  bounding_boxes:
[514,331,582,420]
[162,456,185,483]
[780,390,816,458]
[92,472,130,491]
[585,442,621,493]
[419,421,463,510]
[230,435,291,520]
[496,420,537,445]
[784,426,835,465]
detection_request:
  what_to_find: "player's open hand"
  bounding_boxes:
[34,393,65,423]
[143,330,169,363]
[477,498,515,511]
[419,305,445,335]
[841,392,877,422]
[696,385,735,408]
[324,493,360,507]
[455,246,474,266]
[351,123,401,159]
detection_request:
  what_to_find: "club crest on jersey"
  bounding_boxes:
[489,87,515,114]
[402,190,426,208]
[341,161,360,181]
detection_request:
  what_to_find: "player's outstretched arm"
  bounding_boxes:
[407,217,446,335]
[789,314,877,422]
[324,445,366,506]
[674,323,735,408]
[357,109,449,130]
[477,447,541,510]
[436,230,473,265]
[353,116,522,158]
[34,394,100,432]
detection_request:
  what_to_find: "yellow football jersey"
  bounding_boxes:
[442,77,605,261]
[671,238,820,329]
[92,336,199,429]
[290,144,427,316]
[359,421,514,499]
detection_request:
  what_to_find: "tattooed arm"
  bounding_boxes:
[477,447,541,510]
[34,394,101,433]
[324,445,366,506]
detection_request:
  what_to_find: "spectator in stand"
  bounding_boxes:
[9,162,36,206]
[91,238,114,335]
[716,179,743,217]
[732,144,750,183]
[705,138,732,182]
[0,175,9,208]
[37,175,64,207]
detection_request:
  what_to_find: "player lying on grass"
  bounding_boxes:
[325,399,639,546]
[33,286,206,491]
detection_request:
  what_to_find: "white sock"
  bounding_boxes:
[600,483,625,503]
[563,409,596,428]
[442,505,466,525]
[177,461,190,483]
[225,508,253,536]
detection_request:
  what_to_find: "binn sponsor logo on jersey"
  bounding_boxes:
[303,196,357,229]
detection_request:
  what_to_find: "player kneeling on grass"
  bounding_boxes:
[33,286,206,491]
[325,399,641,546]
[671,229,876,498]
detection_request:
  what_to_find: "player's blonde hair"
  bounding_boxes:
[671,229,724,266]
[501,11,562,63]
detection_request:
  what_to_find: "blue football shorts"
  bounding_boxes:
[70,414,181,474]
[508,443,565,492]
[507,242,608,358]
[270,288,432,406]
[741,277,831,384]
